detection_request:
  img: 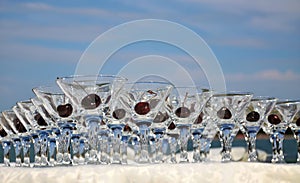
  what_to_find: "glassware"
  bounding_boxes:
[165,87,210,163]
[105,94,133,164]
[238,96,277,162]
[119,81,172,163]
[0,113,16,167]
[190,89,213,162]
[33,85,78,165]
[264,100,300,163]
[290,111,300,163]
[205,92,253,162]
[2,109,28,167]
[57,75,127,164]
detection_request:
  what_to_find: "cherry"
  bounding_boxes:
[81,94,101,110]
[0,128,7,137]
[217,107,232,119]
[246,111,260,122]
[34,114,48,126]
[57,103,73,117]
[194,112,204,124]
[296,118,300,127]
[123,124,132,132]
[134,102,150,115]
[168,122,176,130]
[153,111,169,123]
[175,107,190,118]
[13,118,27,133]
[112,109,126,120]
[268,114,281,125]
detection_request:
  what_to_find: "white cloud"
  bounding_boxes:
[226,69,300,82]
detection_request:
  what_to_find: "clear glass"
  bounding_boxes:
[205,92,253,162]
[264,100,300,163]
[290,111,300,163]
[238,97,277,162]
[33,85,78,165]
[2,110,28,167]
[57,75,127,164]
[165,87,211,163]
[119,81,172,163]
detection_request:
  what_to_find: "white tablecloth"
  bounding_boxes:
[1,148,299,183]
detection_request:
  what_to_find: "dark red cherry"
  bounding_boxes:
[112,109,126,120]
[168,122,176,130]
[0,128,7,137]
[153,112,169,123]
[268,114,281,125]
[296,118,300,127]
[134,102,150,115]
[34,114,48,126]
[57,103,73,117]
[217,107,232,119]
[246,111,260,122]
[81,94,101,110]
[194,112,204,124]
[13,118,27,133]
[175,107,190,118]
[123,124,132,132]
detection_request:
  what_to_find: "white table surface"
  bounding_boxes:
[1,148,299,183]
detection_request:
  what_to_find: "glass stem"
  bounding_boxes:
[270,131,285,163]
[120,136,129,164]
[138,124,150,163]
[12,138,22,167]
[111,127,122,164]
[247,131,258,162]
[155,135,163,163]
[168,136,178,163]
[179,127,190,163]
[295,132,300,163]
[199,137,210,162]
[2,140,11,166]
[192,133,201,162]
[98,129,110,164]
[21,136,31,167]
[86,118,100,164]
[219,125,234,162]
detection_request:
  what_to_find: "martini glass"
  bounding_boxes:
[238,96,277,162]
[205,92,253,162]
[57,75,127,164]
[165,87,208,163]
[289,111,300,163]
[105,93,135,164]
[264,100,300,163]
[33,85,78,165]
[189,89,213,162]
[2,109,28,167]
[0,113,16,167]
[119,81,172,163]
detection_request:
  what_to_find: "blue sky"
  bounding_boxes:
[0,0,300,111]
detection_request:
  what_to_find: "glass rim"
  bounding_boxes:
[32,85,64,95]
[276,99,300,105]
[212,91,253,97]
[56,74,128,82]
[251,96,277,101]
